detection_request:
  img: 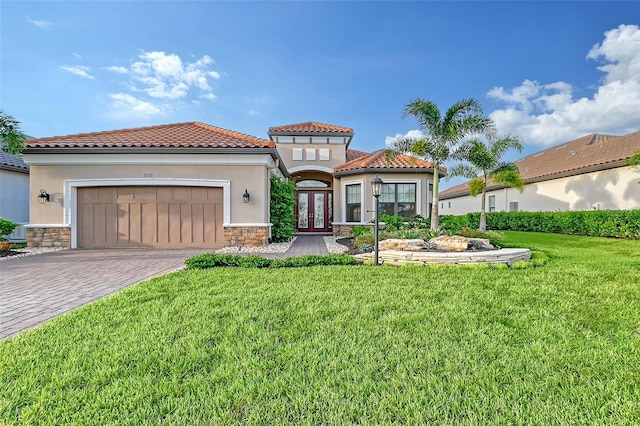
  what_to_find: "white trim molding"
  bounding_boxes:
[64,178,231,249]
[287,165,334,174]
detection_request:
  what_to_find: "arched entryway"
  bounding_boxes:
[292,171,333,234]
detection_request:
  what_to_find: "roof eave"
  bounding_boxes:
[334,167,443,178]
[0,164,30,174]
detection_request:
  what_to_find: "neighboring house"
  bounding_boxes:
[22,121,442,248]
[440,131,640,215]
[0,140,30,241]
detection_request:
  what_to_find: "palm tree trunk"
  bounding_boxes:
[479,189,487,232]
[431,169,440,230]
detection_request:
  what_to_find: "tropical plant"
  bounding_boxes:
[270,176,296,243]
[0,110,27,155]
[387,98,495,229]
[448,136,525,232]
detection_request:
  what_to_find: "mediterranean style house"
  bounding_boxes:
[22,121,441,248]
[439,130,640,215]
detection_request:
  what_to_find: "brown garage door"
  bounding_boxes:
[78,186,224,248]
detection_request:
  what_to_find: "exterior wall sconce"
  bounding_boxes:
[243,189,250,203]
[38,189,50,204]
[371,175,383,266]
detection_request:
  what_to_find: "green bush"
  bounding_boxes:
[456,210,640,239]
[185,253,358,269]
[270,176,296,243]
[0,217,18,238]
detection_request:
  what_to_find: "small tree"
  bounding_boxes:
[0,110,27,155]
[449,135,525,232]
[270,176,296,242]
[387,98,495,229]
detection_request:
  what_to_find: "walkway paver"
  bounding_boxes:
[277,235,329,257]
[0,248,207,339]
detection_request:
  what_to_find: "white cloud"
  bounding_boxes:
[60,65,95,80]
[109,93,163,119]
[248,110,261,116]
[105,66,128,74]
[120,51,221,100]
[201,93,217,101]
[385,129,424,147]
[488,24,640,146]
[26,16,53,30]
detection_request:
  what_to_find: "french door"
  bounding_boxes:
[295,190,332,233]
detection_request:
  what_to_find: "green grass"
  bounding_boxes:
[1,232,640,424]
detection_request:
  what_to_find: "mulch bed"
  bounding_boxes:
[336,237,363,255]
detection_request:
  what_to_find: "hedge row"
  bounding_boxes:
[185,253,359,269]
[440,210,640,239]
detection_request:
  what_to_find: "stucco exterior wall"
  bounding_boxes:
[440,166,640,215]
[24,154,272,226]
[275,143,347,174]
[0,169,29,223]
[333,172,433,226]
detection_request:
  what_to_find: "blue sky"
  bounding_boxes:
[2,1,639,188]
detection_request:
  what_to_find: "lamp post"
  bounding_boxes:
[371,175,383,266]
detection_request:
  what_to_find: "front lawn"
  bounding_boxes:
[1,232,639,424]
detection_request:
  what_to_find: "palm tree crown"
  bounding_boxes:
[449,136,525,231]
[0,110,27,155]
[387,98,495,229]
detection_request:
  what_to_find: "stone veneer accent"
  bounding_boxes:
[27,226,71,248]
[333,224,375,238]
[224,226,269,247]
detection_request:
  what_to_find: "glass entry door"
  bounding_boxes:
[296,190,332,233]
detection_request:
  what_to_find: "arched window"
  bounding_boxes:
[296,180,329,188]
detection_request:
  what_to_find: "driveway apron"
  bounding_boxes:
[0,248,208,339]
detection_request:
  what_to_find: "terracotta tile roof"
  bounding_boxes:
[440,131,640,199]
[346,149,369,162]
[335,149,443,173]
[26,122,275,149]
[268,122,353,134]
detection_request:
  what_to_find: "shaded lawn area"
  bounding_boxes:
[1,232,640,424]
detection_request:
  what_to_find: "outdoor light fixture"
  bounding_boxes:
[38,189,50,204]
[371,175,383,266]
[243,189,250,203]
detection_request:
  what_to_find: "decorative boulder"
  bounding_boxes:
[429,235,471,252]
[429,235,495,252]
[379,238,426,251]
[468,238,494,251]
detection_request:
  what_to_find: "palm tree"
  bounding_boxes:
[0,110,27,155]
[449,136,525,232]
[387,98,495,229]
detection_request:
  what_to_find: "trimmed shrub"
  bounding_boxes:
[0,218,18,239]
[270,176,296,243]
[185,253,358,269]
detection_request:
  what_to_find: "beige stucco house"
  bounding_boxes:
[439,131,640,215]
[23,121,441,248]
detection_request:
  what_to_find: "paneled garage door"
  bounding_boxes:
[78,186,224,248]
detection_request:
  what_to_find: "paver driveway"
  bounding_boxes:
[0,248,209,339]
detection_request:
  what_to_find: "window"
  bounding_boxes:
[509,201,519,212]
[448,202,451,208]
[345,184,361,222]
[296,180,329,188]
[489,195,496,212]
[379,183,416,217]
